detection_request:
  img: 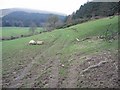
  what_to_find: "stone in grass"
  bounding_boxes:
[76,38,80,42]
[61,64,65,67]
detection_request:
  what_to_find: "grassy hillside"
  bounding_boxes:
[2,16,118,88]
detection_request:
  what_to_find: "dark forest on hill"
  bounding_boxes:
[65,2,119,27]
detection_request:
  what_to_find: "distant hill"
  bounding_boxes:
[1,8,66,27]
[1,8,66,17]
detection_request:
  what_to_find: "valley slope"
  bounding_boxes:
[2,16,119,88]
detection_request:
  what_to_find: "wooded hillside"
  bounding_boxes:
[65,2,119,26]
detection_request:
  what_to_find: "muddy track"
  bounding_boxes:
[6,46,57,87]
[64,53,82,88]
[3,39,119,88]
[29,55,61,88]
[57,53,81,88]
[8,54,41,88]
[31,58,54,88]
[3,35,64,88]
[8,55,55,88]
[3,35,63,88]
[48,55,60,88]
[66,57,79,88]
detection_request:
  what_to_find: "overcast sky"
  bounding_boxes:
[0,0,89,15]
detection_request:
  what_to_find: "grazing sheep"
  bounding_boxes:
[36,41,44,45]
[29,40,36,45]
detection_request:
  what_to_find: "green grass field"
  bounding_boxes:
[2,16,118,88]
[1,27,43,38]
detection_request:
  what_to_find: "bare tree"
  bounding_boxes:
[29,22,37,35]
[66,15,73,25]
[46,15,59,31]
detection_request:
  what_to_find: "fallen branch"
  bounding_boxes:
[80,60,108,75]
[82,37,91,41]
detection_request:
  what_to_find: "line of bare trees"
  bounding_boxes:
[29,15,64,34]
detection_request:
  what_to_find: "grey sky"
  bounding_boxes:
[0,0,90,15]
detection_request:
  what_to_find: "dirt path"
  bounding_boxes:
[3,36,64,88]
[31,58,53,88]
[8,58,37,88]
[8,55,55,88]
[66,54,80,88]
[48,56,59,88]
[3,42,119,88]
[6,40,60,88]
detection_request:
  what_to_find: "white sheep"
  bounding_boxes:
[29,40,36,45]
[36,41,44,45]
